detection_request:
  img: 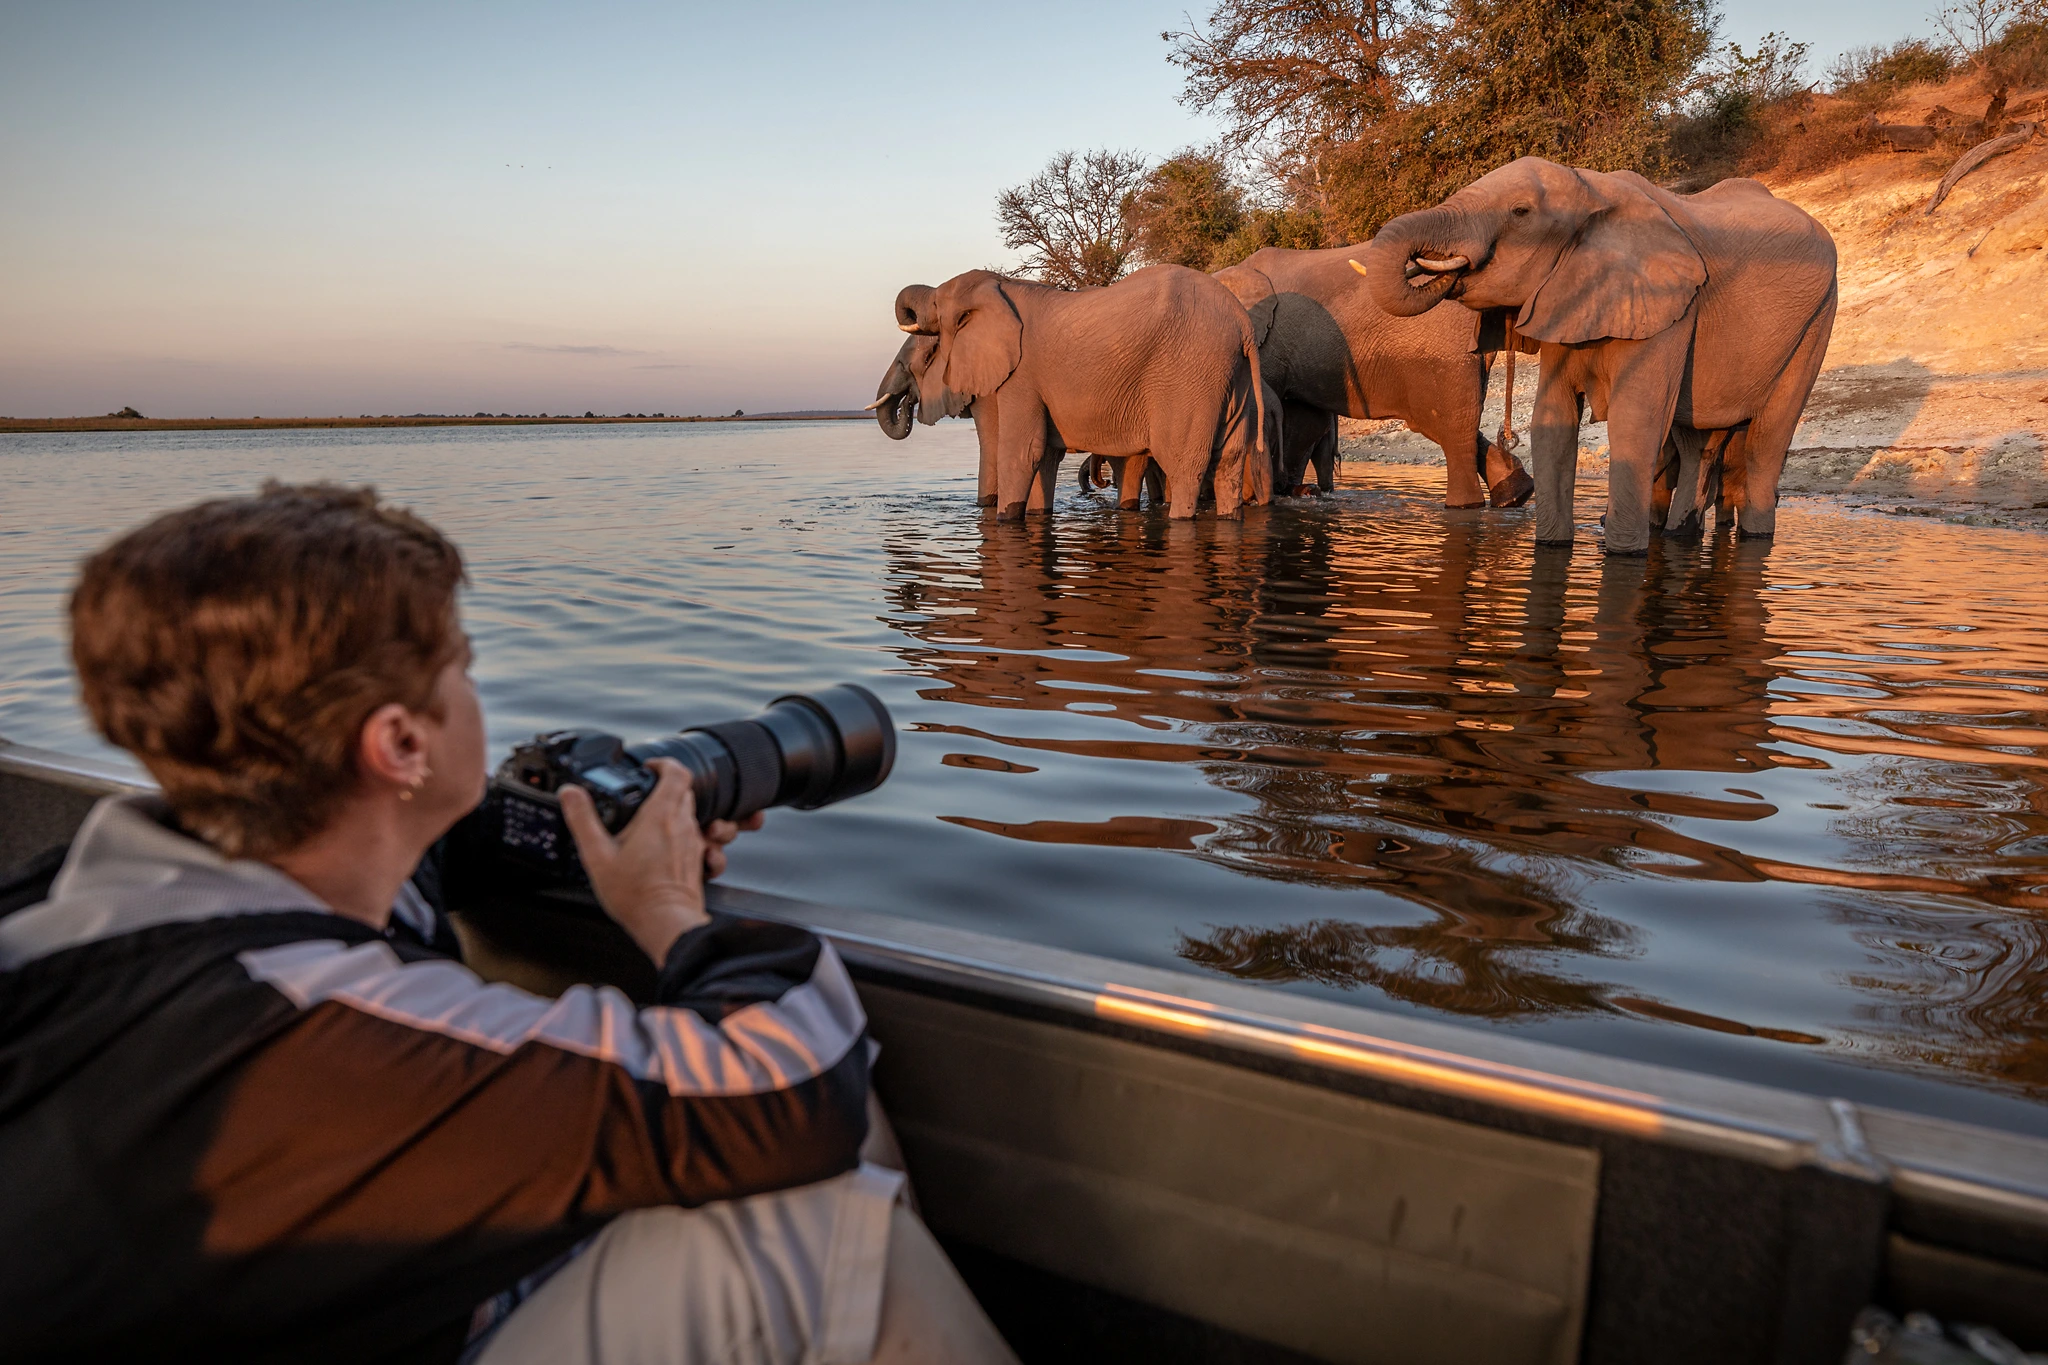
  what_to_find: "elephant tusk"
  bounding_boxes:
[898,323,920,333]
[1413,254,1470,274]
[1347,258,1369,277]
[863,395,890,411]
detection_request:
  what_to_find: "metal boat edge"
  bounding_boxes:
[6,735,2046,1361]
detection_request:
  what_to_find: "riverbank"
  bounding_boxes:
[0,412,865,434]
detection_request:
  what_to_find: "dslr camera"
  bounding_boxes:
[472,683,894,882]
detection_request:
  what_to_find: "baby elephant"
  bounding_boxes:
[899,266,1268,520]
[1861,114,1938,152]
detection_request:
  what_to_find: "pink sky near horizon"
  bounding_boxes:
[1,0,1933,419]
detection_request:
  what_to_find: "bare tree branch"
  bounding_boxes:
[996,149,1151,288]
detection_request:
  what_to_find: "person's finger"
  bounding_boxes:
[705,818,741,847]
[738,812,766,832]
[641,758,698,828]
[704,844,728,880]
[558,784,613,868]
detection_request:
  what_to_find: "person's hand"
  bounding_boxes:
[560,758,711,963]
[702,810,766,881]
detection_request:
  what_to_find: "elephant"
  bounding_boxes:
[872,329,1175,512]
[899,266,1269,520]
[1073,376,1286,509]
[1354,156,1838,553]
[1215,247,1534,508]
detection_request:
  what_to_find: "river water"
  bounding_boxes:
[3,422,2045,1132]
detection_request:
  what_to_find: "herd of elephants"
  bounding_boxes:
[869,156,1840,556]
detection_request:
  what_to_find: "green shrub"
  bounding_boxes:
[1825,38,1955,100]
[1987,20,2048,88]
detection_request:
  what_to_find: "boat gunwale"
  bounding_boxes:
[5,735,2046,1232]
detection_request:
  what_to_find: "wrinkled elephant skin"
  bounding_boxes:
[1358,157,1838,553]
[1216,247,1531,509]
[910,266,1269,521]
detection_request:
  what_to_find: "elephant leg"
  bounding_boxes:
[992,395,1049,521]
[1442,428,1488,510]
[1160,436,1211,521]
[972,407,999,508]
[1529,361,1584,546]
[1712,428,1745,533]
[1599,333,1688,556]
[1144,460,1166,507]
[1735,286,1836,539]
[1024,442,1063,515]
[1311,410,1338,494]
[1278,401,1323,496]
[1661,426,1711,538]
[1116,455,1149,510]
[1650,431,1682,531]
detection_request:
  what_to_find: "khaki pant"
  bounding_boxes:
[474,1165,905,1365]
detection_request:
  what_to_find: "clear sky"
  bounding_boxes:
[1,0,1935,418]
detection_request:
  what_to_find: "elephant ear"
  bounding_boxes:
[1518,173,1706,345]
[1216,263,1278,347]
[935,276,1022,401]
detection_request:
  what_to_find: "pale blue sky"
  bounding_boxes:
[1,0,1932,417]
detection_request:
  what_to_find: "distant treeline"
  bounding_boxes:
[994,0,2048,281]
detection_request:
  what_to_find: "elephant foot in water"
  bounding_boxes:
[1293,483,1322,498]
[1488,468,1535,508]
[1661,511,1705,540]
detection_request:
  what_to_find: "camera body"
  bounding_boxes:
[474,684,895,881]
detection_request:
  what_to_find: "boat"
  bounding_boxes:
[3,736,2044,1364]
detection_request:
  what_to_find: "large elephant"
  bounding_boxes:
[1354,157,1837,553]
[1216,248,1533,509]
[901,266,1269,520]
[872,323,1175,510]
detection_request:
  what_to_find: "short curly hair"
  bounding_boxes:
[71,482,467,858]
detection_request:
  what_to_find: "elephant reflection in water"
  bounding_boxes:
[884,507,1796,1023]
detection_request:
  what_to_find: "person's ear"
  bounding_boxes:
[1519,170,1705,345]
[355,701,431,795]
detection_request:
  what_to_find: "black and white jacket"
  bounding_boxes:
[0,796,872,1364]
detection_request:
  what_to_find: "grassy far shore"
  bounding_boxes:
[0,412,867,434]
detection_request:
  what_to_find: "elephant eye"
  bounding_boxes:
[1512,205,1531,217]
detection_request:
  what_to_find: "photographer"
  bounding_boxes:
[0,483,1015,1365]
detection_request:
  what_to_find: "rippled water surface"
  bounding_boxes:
[4,423,2046,1131]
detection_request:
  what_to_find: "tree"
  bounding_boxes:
[1706,30,1811,104]
[1168,0,1717,242]
[1165,1,1427,153]
[1824,37,1953,91]
[1933,0,2039,62]
[995,149,1149,288]
[1127,150,1247,268]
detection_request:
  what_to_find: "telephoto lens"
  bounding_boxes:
[631,684,895,825]
[477,683,895,880]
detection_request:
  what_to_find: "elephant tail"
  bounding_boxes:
[1242,324,1267,463]
[1231,320,1273,509]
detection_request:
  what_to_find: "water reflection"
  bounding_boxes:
[882,490,2048,1091]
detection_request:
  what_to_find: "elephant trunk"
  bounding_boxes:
[873,336,919,441]
[1357,207,1481,318]
[895,283,938,334]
